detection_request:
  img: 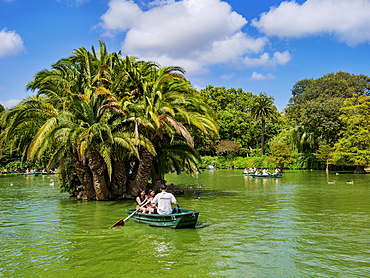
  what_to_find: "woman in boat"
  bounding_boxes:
[146,189,157,214]
[136,189,148,213]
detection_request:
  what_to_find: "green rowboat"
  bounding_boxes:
[251,173,282,178]
[125,208,200,228]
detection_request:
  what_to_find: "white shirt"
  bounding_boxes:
[152,192,177,215]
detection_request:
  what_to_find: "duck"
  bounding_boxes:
[328,181,336,184]
[346,181,354,184]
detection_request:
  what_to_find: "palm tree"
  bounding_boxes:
[0,41,218,200]
[123,66,218,195]
[250,93,279,156]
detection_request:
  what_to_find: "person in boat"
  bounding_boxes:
[146,189,157,214]
[26,168,30,174]
[272,167,280,176]
[244,167,249,174]
[136,188,148,213]
[152,184,177,215]
[262,168,269,175]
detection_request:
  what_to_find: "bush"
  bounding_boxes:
[198,155,275,170]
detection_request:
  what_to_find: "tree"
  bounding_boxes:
[0,41,218,200]
[285,72,370,153]
[332,94,370,174]
[250,93,279,156]
[314,144,333,172]
[269,143,294,169]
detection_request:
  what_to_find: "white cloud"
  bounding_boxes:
[251,0,370,46]
[244,50,291,68]
[221,72,236,81]
[0,98,21,108]
[249,72,275,81]
[0,28,26,58]
[100,0,290,74]
[56,0,90,5]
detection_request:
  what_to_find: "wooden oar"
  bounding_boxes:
[110,200,149,229]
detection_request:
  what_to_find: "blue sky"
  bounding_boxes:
[1,0,370,111]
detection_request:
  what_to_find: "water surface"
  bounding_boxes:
[0,170,369,277]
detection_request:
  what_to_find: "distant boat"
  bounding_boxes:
[251,173,282,178]
[23,173,39,176]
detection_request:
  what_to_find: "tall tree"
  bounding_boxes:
[250,93,279,156]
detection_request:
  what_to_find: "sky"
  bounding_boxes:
[1,0,370,111]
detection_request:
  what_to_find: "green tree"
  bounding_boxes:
[332,94,370,174]
[285,72,370,153]
[250,93,279,156]
[0,41,218,200]
[314,144,333,172]
[269,142,294,169]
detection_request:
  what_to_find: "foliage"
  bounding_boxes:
[285,71,370,153]
[215,140,240,158]
[198,155,275,170]
[269,143,295,168]
[199,86,282,156]
[314,144,333,171]
[332,94,370,167]
[0,41,218,199]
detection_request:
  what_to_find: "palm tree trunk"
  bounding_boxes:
[70,150,95,199]
[129,147,154,197]
[112,160,128,199]
[88,148,111,200]
[261,118,265,156]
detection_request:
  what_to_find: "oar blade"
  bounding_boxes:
[110,219,124,229]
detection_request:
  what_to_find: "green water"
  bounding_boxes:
[1,170,370,277]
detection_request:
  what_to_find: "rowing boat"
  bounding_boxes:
[125,208,200,228]
[251,173,282,178]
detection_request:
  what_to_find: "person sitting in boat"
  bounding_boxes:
[136,188,148,213]
[262,168,269,175]
[42,168,47,174]
[152,184,177,215]
[26,168,30,174]
[273,167,280,176]
[244,167,249,174]
[146,189,157,214]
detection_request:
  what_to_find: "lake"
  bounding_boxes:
[0,170,369,277]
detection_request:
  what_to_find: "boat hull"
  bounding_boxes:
[125,208,200,228]
[251,174,282,178]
